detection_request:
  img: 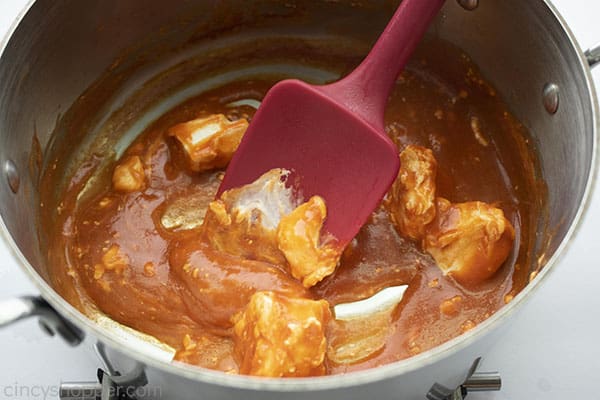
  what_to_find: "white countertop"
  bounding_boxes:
[0,0,599,398]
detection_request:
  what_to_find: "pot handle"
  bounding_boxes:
[585,45,600,69]
[0,295,84,346]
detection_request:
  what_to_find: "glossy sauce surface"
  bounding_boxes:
[46,42,539,375]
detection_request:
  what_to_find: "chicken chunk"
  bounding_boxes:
[203,169,342,287]
[232,291,331,377]
[387,145,437,240]
[202,169,297,266]
[168,114,248,172]
[423,198,515,285]
[386,145,514,284]
[277,196,342,288]
[112,155,146,193]
[169,239,307,331]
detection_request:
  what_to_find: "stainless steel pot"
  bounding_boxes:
[0,0,597,399]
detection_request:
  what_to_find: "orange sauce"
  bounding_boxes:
[42,41,540,375]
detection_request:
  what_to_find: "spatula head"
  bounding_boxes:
[219,79,400,245]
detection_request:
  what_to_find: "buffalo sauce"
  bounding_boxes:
[45,43,540,375]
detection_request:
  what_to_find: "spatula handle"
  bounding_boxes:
[319,0,445,132]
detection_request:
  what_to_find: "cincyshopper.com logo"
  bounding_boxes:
[1,382,163,399]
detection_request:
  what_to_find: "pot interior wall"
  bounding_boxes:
[437,0,595,272]
[0,0,594,292]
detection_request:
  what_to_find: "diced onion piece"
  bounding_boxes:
[333,285,408,321]
[226,99,261,109]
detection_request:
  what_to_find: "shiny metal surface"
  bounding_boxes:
[462,372,502,392]
[586,44,600,68]
[3,159,19,193]
[542,82,561,114]
[59,383,102,400]
[0,296,36,326]
[456,0,479,11]
[0,0,597,399]
[426,358,501,400]
[0,296,83,345]
[61,342,152,400]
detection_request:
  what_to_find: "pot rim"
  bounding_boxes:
[0,0,597,392]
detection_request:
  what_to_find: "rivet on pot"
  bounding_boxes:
[542,83,560,114]
[4,159,20,194]
[457,0,479,11]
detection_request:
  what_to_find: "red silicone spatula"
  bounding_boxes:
[219,0,445,246]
